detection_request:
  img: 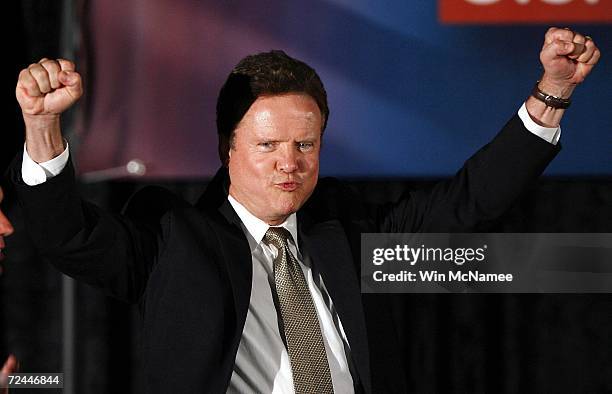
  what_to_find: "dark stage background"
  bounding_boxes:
[2,1,611,393]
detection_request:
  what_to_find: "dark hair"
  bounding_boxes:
[216,50,329,165]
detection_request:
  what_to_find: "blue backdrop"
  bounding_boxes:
[81,0,611,178]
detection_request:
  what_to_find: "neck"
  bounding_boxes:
[266,217,289,226]
[227,192,289,226]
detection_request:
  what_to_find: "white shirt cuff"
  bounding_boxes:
[21,143,70,186]
[518,102,561,145]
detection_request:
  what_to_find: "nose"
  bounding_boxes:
[0,211,13,237]
[277,145,298,173]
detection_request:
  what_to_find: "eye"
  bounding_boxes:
[297,141,315,152]
[257,141,275,152]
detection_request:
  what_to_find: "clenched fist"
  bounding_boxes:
[526,27,601,128]
[16,58,82,162]
[16,58,82,116]
[539,27,600,97]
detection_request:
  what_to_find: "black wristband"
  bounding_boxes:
[531,82,571,109]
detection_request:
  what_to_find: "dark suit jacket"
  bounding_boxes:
[10,115,559,393]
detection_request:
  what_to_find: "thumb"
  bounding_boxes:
[57,70,83,97]
[58,70,78,85]
[541,39,574,65]
[553,40,575,56]
[551,40,586,58]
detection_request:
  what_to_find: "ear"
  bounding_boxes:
[218,139,231,168]
[226,145,233,166]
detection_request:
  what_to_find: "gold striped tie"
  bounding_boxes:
[264,227,334,394]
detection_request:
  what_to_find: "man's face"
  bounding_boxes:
[0,187,15,264]
[228,93,322,225]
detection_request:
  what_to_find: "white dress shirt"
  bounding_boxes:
[226,196,354,394]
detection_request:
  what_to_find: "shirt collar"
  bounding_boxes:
[227,195,299,249]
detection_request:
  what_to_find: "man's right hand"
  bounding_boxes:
[15,58,82,163]
[16,58,82,116]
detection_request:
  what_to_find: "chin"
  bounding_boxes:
[275,200,301,217]
[277,206,298,217]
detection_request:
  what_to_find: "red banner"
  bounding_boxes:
[439,0,612,24]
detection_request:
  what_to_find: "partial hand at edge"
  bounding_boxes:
[0,355,18,394]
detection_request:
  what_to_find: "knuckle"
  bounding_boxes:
[28,66,44,77]
[22,78,38,91]
[42,60,60,70]
[20,78,33,89]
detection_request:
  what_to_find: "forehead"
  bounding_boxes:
[235,93,322,136]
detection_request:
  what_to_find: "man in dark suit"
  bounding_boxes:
[10,28,599,393]
[0,188,15,273]
[1,188,18,394]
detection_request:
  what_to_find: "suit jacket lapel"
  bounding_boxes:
[299,214,372,394]
[196,168,252,354]
[216,200,253,326]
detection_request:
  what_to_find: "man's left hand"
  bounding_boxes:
[539,27,601,98]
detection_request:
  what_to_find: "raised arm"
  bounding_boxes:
[16,58,82,163]
[378,27,600,233]
[526,27,601,128]
[13,59,168,303]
